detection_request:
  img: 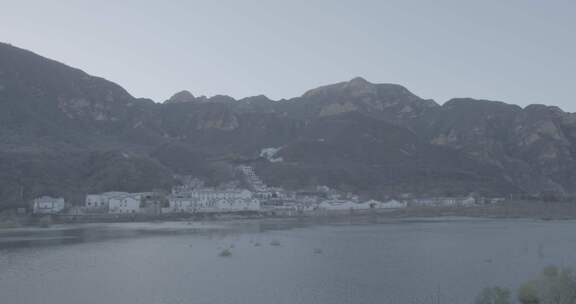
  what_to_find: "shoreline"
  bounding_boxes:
[3,201,576,229]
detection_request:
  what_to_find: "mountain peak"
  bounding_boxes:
[348,76,371,85]
[0,41,137,122]
[297,78,439,119]
[165,90,196,104]
[302,77,420,99]
[303,77,374,98]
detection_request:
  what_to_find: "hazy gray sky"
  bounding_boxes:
[1,0,575,111]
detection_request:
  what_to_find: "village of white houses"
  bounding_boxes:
[27,165,506,221]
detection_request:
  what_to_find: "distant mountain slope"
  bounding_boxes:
[1,42,575,208]
[0,43,175,207]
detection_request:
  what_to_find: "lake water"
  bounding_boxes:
[1,217,576,304]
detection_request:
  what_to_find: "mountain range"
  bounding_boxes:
[1,42,575,208]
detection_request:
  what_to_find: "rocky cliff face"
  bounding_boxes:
[0,43,172,207]
[423,100,576,196]
[287,77,439,122]
[0,43,140,124]
[1,42,575,208]
[165,90,196,104]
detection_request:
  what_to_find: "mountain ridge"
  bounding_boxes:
[1,42,575,208]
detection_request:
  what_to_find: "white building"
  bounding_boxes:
[32,196,65,214]
[378,199,408,209]
[166,188,259,213]
[108,194,142,214]
[263,200,317,213]
[167,197,216,213]
[166,197,193,213]
[319,200,372,211]
[85,192,151,214]
[216,198,260,212]
[173,188,252,200]
[409,197,476,207]
[85,192,130,211]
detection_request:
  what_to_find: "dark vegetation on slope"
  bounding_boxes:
[1,42,575,208]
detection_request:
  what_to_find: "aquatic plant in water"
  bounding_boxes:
[219,248,232,257]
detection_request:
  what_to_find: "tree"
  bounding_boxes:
[518,281,540,304]
[475,286,512,304]
[518,266,576,304]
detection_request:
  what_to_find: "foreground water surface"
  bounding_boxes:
[1,217,575,304]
